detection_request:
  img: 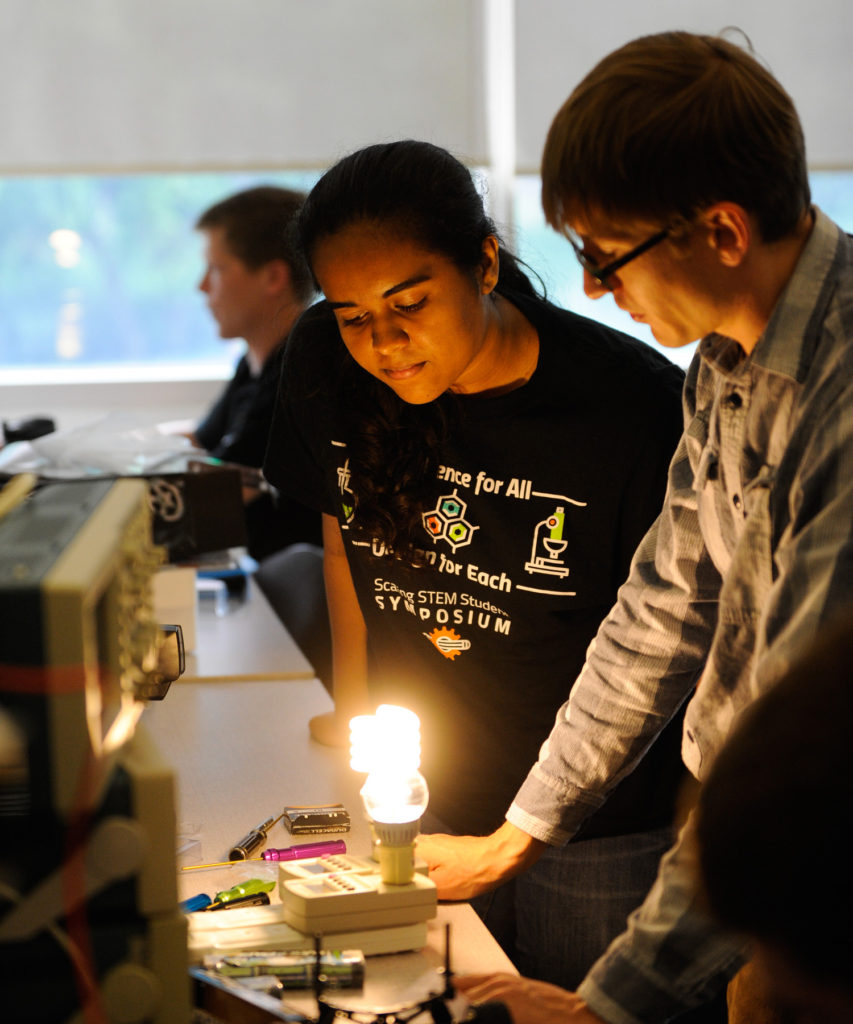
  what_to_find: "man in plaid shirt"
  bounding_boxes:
[419,30,853,1024]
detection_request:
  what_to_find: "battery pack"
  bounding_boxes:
[282,804,351,835]
[203,948,364,988]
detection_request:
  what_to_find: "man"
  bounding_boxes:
[194,185,321,559]
[696,609,853,1024]
[418,30,853,1023]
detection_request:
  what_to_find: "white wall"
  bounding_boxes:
[3,0,848,174]
[515,0,853,170]
[0,0,487,171]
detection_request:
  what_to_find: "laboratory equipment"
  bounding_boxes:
[276,850,427,882]
[191,925,512,1024]
[186,899,430,960]
[279,870,436,934]
[274,705,437,937]
[0,477,189,1023]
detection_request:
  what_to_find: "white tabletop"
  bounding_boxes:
[143,677,516,1018]
[181,579,315,683]
[144,678,355,865]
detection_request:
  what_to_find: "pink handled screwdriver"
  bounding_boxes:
[261,839,347,861]
[181,839,349,871]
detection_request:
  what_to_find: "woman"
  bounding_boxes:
[264,140,686,987]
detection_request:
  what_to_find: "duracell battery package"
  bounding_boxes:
[282,804,351,835]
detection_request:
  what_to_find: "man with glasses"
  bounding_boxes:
[419,30,853,1024]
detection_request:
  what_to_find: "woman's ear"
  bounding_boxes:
[479,235,501,294]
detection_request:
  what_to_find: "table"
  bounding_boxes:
[181,579,315,682]
[143,677,517,1019]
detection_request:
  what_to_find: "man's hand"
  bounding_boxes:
[456,974,605,1024]
[416,821,545,900]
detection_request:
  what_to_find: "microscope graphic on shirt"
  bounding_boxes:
[524,505,570,578]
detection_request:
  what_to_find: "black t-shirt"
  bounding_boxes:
[196,345,321,560]
[266,293,686,835]
[196,347,285,467]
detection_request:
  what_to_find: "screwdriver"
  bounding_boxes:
[214,878,277,904]
[261,839,346,861]
[228,813,284,860]
[182,839,347,871]
[205,892,272,911]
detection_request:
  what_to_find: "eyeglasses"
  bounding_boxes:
[567,225,670,290]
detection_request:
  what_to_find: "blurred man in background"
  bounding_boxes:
[193,185,320,560]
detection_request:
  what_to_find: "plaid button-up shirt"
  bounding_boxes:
[508,208,853,1022]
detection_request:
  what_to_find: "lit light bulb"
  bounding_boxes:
[349,705,429,884]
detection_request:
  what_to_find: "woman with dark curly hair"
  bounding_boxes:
[264,139,685,987]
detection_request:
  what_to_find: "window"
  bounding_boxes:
[1,170,851,380]
[0,170,318,382]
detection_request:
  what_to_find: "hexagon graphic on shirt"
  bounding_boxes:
[421,488,479,552]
